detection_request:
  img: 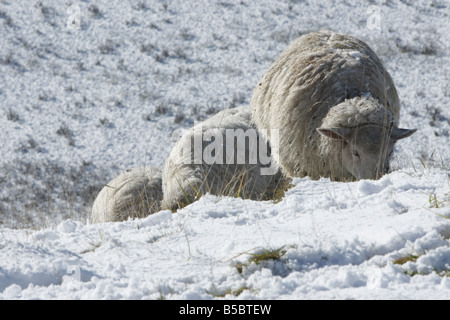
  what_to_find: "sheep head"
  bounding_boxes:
[317,125,416,180]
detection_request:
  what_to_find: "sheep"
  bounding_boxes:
[90,167,163,223]
[250,30,416,181]
[161,106,285,211]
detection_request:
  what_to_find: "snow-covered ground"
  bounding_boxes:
[1,169,449,299]
[0,0,449,299]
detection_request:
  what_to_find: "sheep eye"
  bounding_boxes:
[352,150,360,158]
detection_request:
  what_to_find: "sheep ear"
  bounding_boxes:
[317,127,353,141]
[391,128,417,141]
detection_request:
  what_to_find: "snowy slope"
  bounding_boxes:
[0,0,449,299]
[1,169,449,299]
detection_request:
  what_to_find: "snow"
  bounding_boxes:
[0,0,449,300]
[1,169,449,299]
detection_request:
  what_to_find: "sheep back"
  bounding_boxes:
[161,107,284,211]
[90,167,162,223]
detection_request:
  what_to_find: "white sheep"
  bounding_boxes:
[161,106,285,211]
[90,167,163,223]
[251,30,416,181]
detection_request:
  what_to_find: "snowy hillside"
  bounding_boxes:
[0,0,449,300]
